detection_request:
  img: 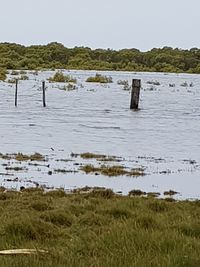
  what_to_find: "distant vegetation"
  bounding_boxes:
[1,42,200,73]
[0,68,6,81]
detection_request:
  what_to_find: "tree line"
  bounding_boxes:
[0,42,200,73]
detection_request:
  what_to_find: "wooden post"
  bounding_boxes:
[130,79,141,109]
[42,81,46,107]
[15,79,18,107]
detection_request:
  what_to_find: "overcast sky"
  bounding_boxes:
[0,0,199,51]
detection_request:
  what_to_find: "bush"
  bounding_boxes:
[86,73,113,83]
[49,72,77,83]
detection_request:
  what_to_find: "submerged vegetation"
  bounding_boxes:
[0,188,199,266]
[80,164,145,177]
[0,152,45,161]
[1,42,200,73]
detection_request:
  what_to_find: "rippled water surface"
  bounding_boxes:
[0,70,200,199]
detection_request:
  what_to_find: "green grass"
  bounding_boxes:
[0,189,199,266]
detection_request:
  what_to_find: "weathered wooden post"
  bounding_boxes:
[42,81,46,107]
[15,79,18,107]
[130,79,141,110]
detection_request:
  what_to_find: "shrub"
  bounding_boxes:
[49,72,77,83]
[7,78,17,84]
[19,75,29,80]
[86,73,113,83]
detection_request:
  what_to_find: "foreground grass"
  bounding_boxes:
[0,189,199,267]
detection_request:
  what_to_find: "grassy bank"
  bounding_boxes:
[0,188,199,267]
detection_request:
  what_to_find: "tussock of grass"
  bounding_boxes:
[0,189,199,266]
[41,210,73,227]
[129,189,147,196]
[0,152,45,162]
[15,153,45,161]
[5,166,25,171]
[31,201,52,212]
[79,152,122,162]
[164,190,178,196]
[80,152,107,159]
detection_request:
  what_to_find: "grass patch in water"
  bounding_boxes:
[0,152,45,162]
[80,164,145,177]
[79,152,122,162]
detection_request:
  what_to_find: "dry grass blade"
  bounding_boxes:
[0,249,48,255]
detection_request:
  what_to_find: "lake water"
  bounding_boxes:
[0,70,200,199]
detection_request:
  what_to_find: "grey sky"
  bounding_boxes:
[0,0,199,51]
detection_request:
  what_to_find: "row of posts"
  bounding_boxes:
[15,80,46,107]
[14,79,141,109]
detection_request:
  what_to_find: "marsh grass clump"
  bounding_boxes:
[79,152,121,162]
[10,70,19,76]
[19,75,29,80]
[80,164,145,177]
[129,189,147,197]
[78,212,107,227]
[164,190,178,196]
[180,81,188,87]
[88,188,115,199]
[148,200,169,212]
[80,164,99,174]
[117,80,131,90]
[19,70,27,75]
[49,72,77,83]
[86,73,113,83]
[106,207,132,219]
[4,219,56,241]
[179,224,200,238]
[5,166,25,171]
[0,153,12,160]
[80,152,107,159]
[136,215,158,230]
[15,152,45,161]
[100,165,128,177]
[45,189,66,198]
[117,80,129,86]
[147,192,161,198]
[146,80,160,86]
[31,201,52,212]
[41,210,73,227]
[7,78,17,84]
